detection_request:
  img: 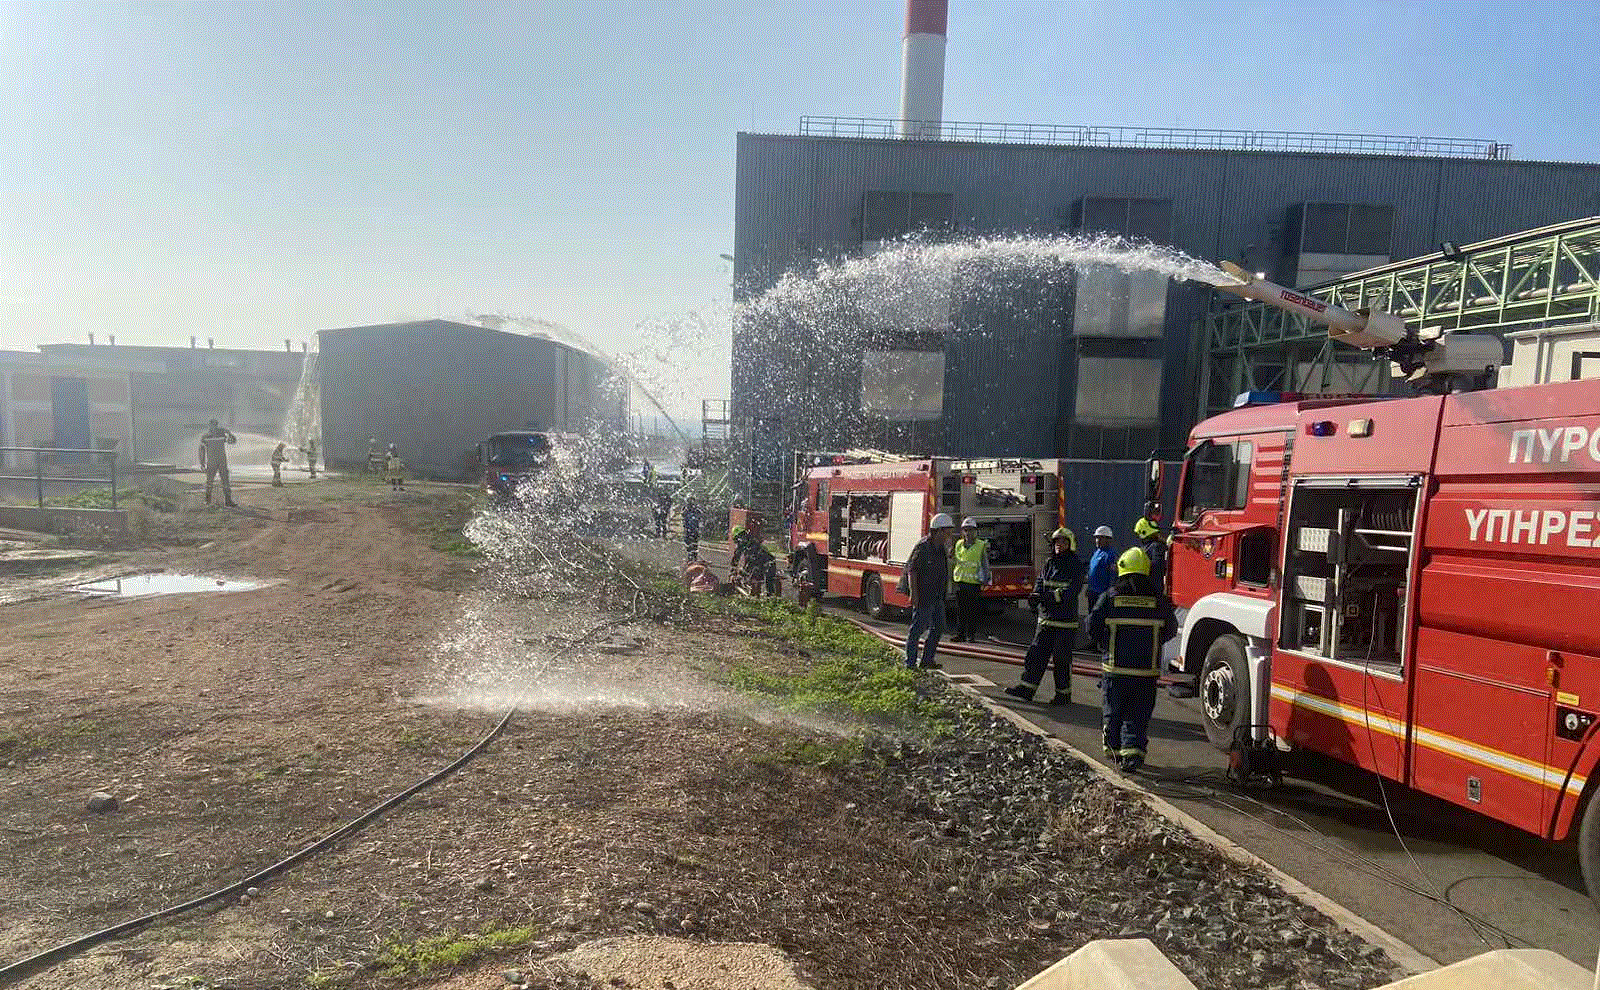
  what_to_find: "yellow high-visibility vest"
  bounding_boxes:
[952,538,988,585]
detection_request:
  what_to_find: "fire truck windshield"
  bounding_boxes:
[486,433,550,468]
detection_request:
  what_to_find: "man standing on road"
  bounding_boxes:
[1084,525,1116,646]
[653,489,672,538]
[901,513,954,671]
[681,498,702,560]
[1087,546,1177,774]
[949,517,990,643]
[1004,527,1083,706]
[200,419,238,508]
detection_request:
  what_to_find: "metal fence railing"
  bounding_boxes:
[0,445,122,509]
[796,117,1512,160]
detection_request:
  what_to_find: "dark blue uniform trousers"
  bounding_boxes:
[1102,674,1159,759]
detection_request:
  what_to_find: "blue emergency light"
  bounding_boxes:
[1234,390,1306,407]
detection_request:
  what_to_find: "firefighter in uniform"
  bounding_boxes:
[1133,509,1167,590]
[1004,527,1083,706]
[1087,546,1177,773]
[270,442,289,486]
[384,444,405,490]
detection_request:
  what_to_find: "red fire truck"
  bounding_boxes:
[1163,264,1600,906]
[788,456,1062,617]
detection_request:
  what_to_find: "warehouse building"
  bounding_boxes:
[731,124,1600,466]
[317,319,625,478]
[0,348,155,468]
[35,340,306,464]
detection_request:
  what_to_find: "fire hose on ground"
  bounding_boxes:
[0,609,639,987]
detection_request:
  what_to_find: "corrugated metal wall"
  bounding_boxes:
[733,134,1600,458]
[1056,459,1178,549]
[318,320,620,478]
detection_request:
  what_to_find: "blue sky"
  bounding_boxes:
[3,0,1596,408]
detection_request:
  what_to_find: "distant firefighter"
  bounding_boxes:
[200,419,238,508]
[299,438,319,479]
[366,438,383,474]
[385,444,405,490]
[270,442,289,487]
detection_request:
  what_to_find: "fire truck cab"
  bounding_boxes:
[789,457,1060,618]
[1164,379,1600,905]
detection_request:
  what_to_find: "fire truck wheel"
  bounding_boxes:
[1199,634,1250,751]
[863,574,888,619]
[1580,786,1600,912]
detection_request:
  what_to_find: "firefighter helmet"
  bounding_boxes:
[1134,516,1160,540]
[961,516,978,529]
[1117,546,1151,576]
[1049,526,1076,551]
[1094,525,1114,539]
[929,513,955,530]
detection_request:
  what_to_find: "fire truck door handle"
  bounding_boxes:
[1214,558,1227,579]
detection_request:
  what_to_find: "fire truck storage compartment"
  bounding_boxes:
[889,491,925,564]
[836,492,891,562]
[978,518,1034,566]
[1281,479,1418,669]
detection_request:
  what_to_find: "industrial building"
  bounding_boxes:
[728,0,1600,476]
[316,319,625,478]
[732,127,1600,465]
[31,340,307,465]
[0,348,152,468]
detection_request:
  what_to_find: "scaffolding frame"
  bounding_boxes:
[1201,217,1600,418]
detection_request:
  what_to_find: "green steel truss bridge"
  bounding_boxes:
[1200,216,1600,417]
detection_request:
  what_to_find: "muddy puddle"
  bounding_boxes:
[72,573,268,598]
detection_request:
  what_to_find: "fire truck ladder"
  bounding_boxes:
[1201,215,1600,417]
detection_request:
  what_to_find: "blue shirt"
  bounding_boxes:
[1087,547,1115,600]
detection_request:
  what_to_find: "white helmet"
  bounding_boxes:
[961,516,978,528]
[1094,525,1114,538]
[929,513,955,530]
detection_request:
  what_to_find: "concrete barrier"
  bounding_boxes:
[1016,939,1196,990]
[0,506,127,537]
[1379,948,1592,989]
[1015,941,1595,990]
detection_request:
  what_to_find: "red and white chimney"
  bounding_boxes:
[898,0,947,139]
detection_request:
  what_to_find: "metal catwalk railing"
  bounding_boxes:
[796,117,1511,159]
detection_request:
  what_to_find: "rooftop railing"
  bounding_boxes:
[795,117,1512,160]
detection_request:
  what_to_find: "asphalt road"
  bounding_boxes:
[682,539,1600,969]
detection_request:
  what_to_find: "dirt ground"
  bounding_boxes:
[0,477,1394,990]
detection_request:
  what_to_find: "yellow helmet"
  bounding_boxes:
[1133,516,1160,540]
[1049,526,1076,552]
[1117,546,1151,576]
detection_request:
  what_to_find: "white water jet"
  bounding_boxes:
[742,231,1239,330]
[278,351,321,466]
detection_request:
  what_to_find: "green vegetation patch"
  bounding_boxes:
[371,924,538,978]
[713,598,955,731]
[0,718,103,759]
[47,486,176,512]
[754,736,868,769]
[719,596,899,664]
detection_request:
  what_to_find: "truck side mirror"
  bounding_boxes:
[1145,456,1164,503]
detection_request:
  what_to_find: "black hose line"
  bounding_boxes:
[0,613,634,987]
